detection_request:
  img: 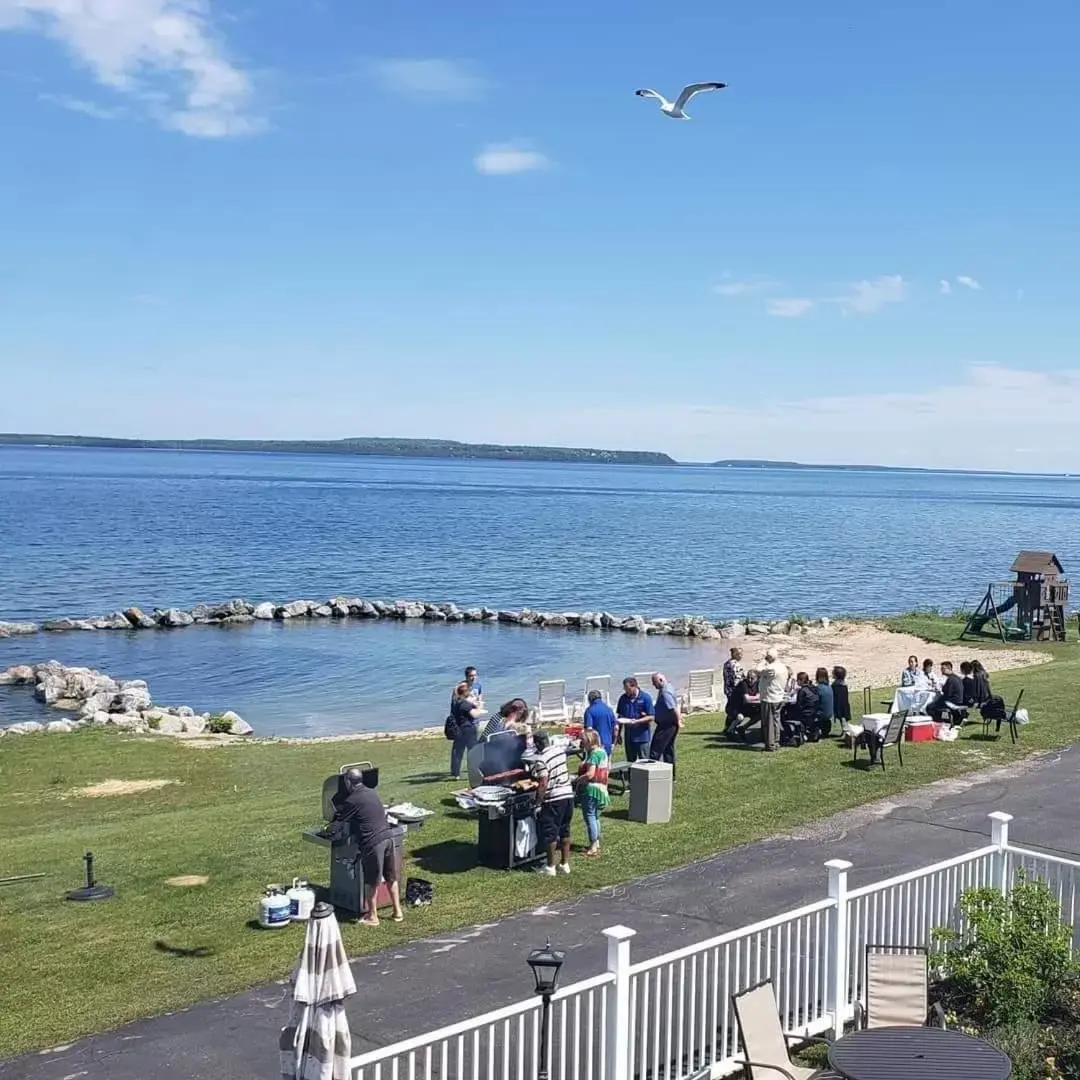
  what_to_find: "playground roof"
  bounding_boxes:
[1010,550,1064,576]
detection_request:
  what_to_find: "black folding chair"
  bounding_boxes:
[854,710,908,771]
[982,689,1025,743]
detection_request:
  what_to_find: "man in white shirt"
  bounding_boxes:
[757,650,789,752]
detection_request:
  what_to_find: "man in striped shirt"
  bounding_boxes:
[532,731,574,877]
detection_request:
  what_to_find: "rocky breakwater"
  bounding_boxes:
[1,596,830,641]
[0,662,253,739]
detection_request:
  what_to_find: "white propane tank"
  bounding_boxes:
[259,885,291,929]
[287,878,316,921]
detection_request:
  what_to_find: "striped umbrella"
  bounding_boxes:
[279,902,357,1080]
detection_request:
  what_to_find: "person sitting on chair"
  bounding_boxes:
[786,671,820,743]
[724,669,760,739]
[960,661,976,706]
[971,660,992,706]
[928,661,965,725]
[900,655,921,687]
[921,658,940,692]
[814,667,834,739]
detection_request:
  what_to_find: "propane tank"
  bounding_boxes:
[286,878,316,921]
[259,885,291,929]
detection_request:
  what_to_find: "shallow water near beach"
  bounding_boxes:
[1,447,1078,736]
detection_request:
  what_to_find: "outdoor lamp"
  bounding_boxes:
[526,941,565,997]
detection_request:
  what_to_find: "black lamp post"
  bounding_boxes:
[527,941,565,1080]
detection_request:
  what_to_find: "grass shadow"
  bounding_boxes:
[403,772,452,786]
[153,940,215,959]
[410,840,478,875]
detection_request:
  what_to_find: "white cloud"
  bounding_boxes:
[474,141,548,176]
[39,91,124,120]
[838,274,909,314]
[371,58,488,101]
[0,0,262,137]
[939,279,952,295]
[957,275,982,291]
[767,298,814,318]
[713,275,777,298]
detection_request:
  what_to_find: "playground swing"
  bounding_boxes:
[961,551,1069,644]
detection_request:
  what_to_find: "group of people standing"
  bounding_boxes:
[721,646,852,751]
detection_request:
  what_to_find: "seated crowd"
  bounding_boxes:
[898,654,998,725]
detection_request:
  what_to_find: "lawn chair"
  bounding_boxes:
[852,946,946,1029]
[853,710,908,770]
[633,672,654,695]
[732,981,832,1080]
[536,680,570,726]
[683,668,720,713]
[981,689,1025,743]
[571,675,613,720]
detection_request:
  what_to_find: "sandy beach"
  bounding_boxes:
[711,621,1050,689]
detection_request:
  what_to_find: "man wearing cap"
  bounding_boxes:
[758,650,789,752]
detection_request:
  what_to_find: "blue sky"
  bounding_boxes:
[1,0,1079,469]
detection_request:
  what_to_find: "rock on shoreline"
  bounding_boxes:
[1,598,828,641]
[0,662,252,739]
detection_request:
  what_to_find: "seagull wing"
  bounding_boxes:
[672,81,727,111]
[635,88,668,105]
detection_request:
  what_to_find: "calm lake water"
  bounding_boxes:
[1,447,1077,736]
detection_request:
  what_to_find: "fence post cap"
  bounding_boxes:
[602,925,637,942]
[987,811,1014,823]
[824,859,853,871]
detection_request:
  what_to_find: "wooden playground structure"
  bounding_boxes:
[962,550,1070,643]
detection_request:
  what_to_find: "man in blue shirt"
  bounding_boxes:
[615,676,654,762]
[582,690,617,756]
[650,672,684,778]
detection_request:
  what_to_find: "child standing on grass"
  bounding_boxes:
[577,729,610,857]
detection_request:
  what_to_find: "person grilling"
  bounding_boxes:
[331,768,404,926]
[532,730,574,877]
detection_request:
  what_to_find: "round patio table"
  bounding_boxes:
[827,1026,1011,1080]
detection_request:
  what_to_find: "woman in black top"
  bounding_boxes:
[970,660,992,706]
[449,682,484,780]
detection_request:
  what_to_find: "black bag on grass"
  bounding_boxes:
[405,877,434,907]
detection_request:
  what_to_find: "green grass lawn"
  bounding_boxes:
[1,616,1077,1056]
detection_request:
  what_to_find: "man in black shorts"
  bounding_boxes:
[532,731,574,877]
[334,768,404,926]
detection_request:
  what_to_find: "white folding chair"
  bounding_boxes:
[536,680,570,726]
[572,675,613,720]
[683,668,720,713]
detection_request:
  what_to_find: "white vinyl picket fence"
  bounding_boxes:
[350,811,1080,1080]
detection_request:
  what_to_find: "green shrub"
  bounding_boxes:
[933,874,1076,1027]
[206,714,232,734]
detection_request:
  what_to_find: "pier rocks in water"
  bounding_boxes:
[0,661,253,740]
[1,594,833,646]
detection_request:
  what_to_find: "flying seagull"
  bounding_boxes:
[635,82,727,120]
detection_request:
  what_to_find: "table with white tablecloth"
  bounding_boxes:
[891,687,937,715]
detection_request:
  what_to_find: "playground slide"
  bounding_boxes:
[967,592,1017,632]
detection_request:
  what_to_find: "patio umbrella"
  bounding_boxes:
[279,902,357,1080]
